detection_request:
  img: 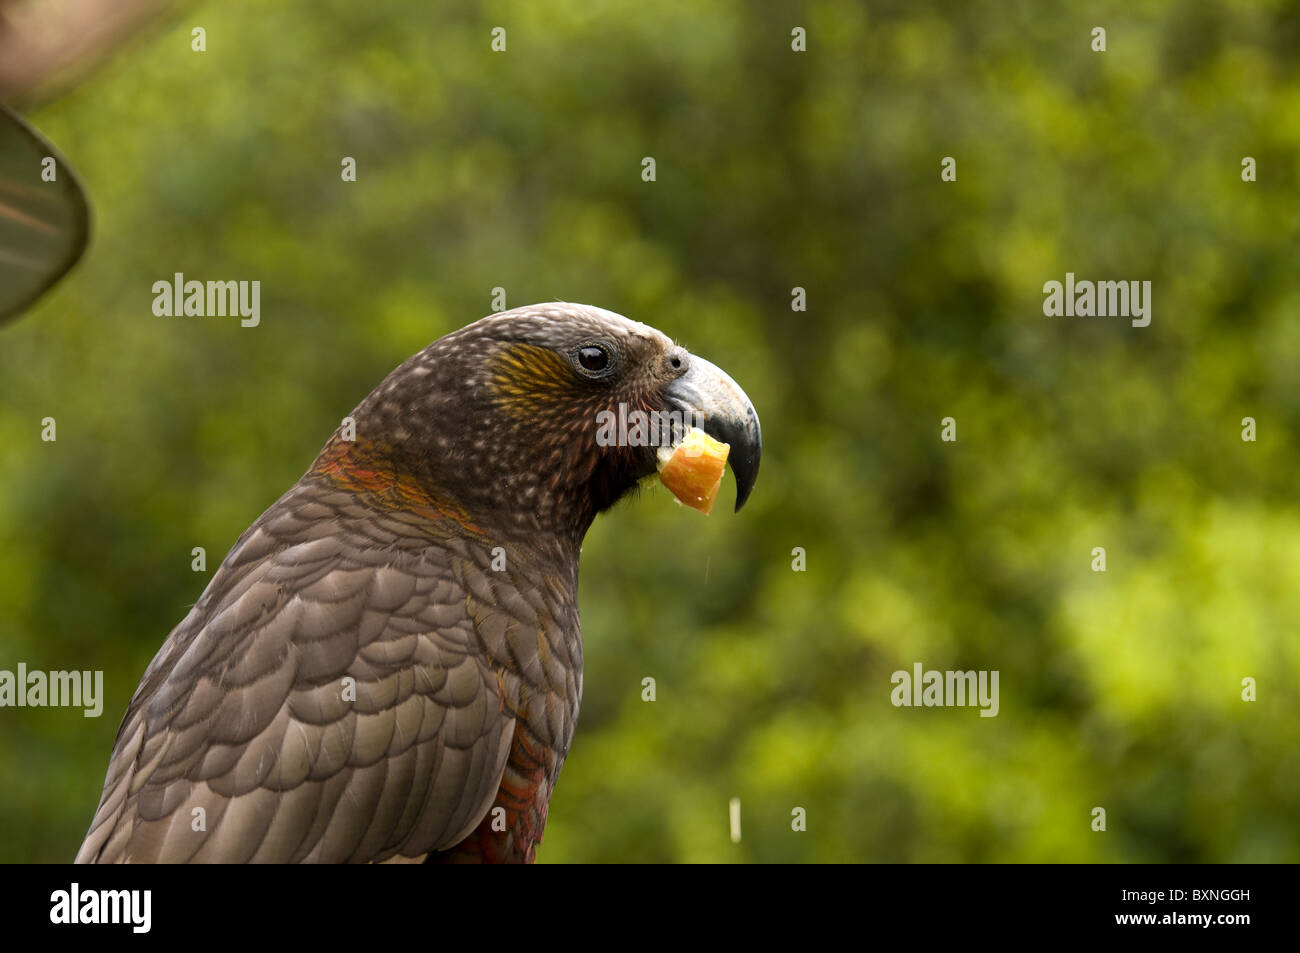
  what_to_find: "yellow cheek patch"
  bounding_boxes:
[489,343,578,414]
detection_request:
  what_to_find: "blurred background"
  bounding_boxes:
[2,0,1299,862]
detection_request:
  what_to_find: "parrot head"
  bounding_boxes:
[309,303,761,543]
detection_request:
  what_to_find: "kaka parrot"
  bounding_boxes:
[75,303,761,863]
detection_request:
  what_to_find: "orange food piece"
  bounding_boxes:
[658,428,730,515]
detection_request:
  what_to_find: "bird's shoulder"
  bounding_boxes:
[78,481,580,863]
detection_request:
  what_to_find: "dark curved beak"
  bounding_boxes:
[664,354,762,512]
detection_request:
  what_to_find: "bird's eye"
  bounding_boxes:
[578,346,608,371]
[576,344,612,376]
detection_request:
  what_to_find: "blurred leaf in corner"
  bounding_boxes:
[0,104,90,323]
[0,0,181,322]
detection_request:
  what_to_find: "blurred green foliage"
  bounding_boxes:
[2,0,1299,863]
